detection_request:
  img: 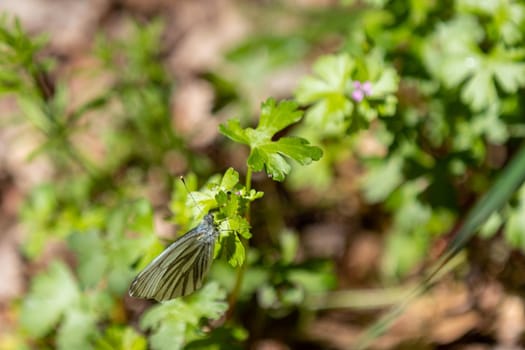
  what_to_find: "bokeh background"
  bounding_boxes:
[1,0,525,349]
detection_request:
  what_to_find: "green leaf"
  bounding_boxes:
[222,216,251,240]
[20,261,80,337]
[57,307,97,350]
[423,16,525,111]
[295,54,354,128]
[422,16,483,86]
[471,105,509,144]
[218,119,250,145]
[248,147,291,181]
[261,137,324,165]
[220,167,240,190]
[456,0,525,44]
[145,317,186,350]
[217,232,245,267]
[220,98,323,181]
[369,67,399,98]
[242,188,264,201]
[461,67,498,111]
[68,231,108,288]
[215,213,251,267]
[258,99,303,135]
[140,283,227,350]
[361,155,404,203]
[296,54,354,104]
[216,191,240,218]
[491,49,525,93]
[95,326,147,350]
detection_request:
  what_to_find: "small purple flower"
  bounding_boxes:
[361,81,372,96]
[351,80,372,102]
[351,89,364,102]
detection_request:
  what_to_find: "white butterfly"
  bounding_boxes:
[128,213,219,301]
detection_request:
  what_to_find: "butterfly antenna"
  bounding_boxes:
[180,176,206,217]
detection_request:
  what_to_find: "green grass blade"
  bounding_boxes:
[354,144,525,349]
[444,145,525,259]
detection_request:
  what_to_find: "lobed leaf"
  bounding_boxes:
[218,119,250,145]
[257,98,303,135]
[221,99,323,181]
[20,262,80,337]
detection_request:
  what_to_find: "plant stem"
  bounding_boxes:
[245,165,253,218]
[226,166,253,318]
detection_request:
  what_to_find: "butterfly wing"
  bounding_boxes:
[129,214,218,301]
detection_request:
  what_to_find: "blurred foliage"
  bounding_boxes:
[218,0,525,279]
[139,283,229,350]
[0,11,329,350]
[2,0,525,348]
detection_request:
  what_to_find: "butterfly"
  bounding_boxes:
[128,212,219,301]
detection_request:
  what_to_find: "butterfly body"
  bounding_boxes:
[129,213,219,301]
